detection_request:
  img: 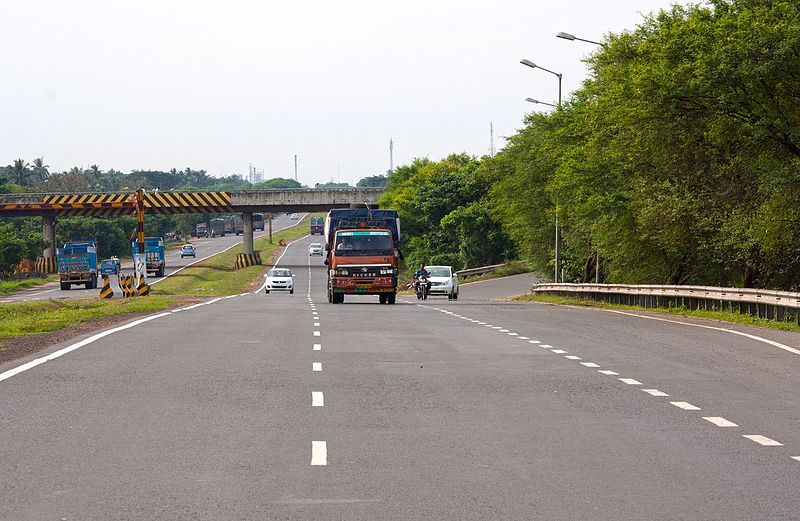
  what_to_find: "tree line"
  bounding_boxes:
[382,0,800,290]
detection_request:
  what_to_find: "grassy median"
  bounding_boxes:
[0,296,180,350]
[153,214,314,297]
[518,293,800,334]
[0,275,58,296]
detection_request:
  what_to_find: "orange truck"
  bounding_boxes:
[324,209,400,304]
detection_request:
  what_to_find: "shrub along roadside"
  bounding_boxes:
[517,293,800,334]
[153,214,315,297]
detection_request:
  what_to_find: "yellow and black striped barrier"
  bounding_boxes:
[35,256,57,274]
[143,191,233,215]
[119,275,133,297]
[235,252,262,270]
[42,193,136,216]
[136,274,150,296]
[98,276,114,299]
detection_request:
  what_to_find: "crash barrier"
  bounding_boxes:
[533,283,800,324]
[235,252,262,270]
[98,276,114,299]
[136,274,150,296]
[34,256,57,274]
[456,263,507,278]
[119,275,135,297]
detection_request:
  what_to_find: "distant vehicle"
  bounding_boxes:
[426,265,459,300]
[131,237,166,277]
[195,222,208,238]
[253,213,265,231]
[223,215,244,235]
[308,243,323,256]
[57,240,98,290]
[310,216,324,235]
[264,268,294,294]
[180,244,196,258]
[100,257,121,276]
[290,213,299,220]
[209,218,225,237]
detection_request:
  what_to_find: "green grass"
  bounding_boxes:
[518,293,800,333]
[154,215,316,296]
[0,275,58,296]
[0,296,180,347]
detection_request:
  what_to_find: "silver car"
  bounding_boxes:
[308,243,323,256]
[426,265,459,300]
[264,268,294,294]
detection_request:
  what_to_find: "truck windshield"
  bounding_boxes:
[335,231,393,255]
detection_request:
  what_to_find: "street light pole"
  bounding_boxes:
[521,58,564,281]
[556,32,604,46]
[525,97,557,108]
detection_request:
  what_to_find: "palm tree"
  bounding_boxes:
[8,159,32,186]
[31,157,50,183]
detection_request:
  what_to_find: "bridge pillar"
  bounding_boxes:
[42,215,57,257]
[242,212,254,255]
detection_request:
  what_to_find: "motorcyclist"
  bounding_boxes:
[413,263,431,294]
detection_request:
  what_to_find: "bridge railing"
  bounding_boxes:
[532,283,800,324]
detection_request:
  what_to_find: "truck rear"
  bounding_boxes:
[57,241,99,290]
[325,209,400,304]
[131,237,166,277]
[195,222,208,238]
[310,216,324,235]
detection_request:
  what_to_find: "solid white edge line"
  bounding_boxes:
[590,308,800,356]
[311,440,327,465]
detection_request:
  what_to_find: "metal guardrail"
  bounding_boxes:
[455,263,507,278]
[533,283,800,324]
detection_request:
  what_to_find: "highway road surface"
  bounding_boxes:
[0,214,303,303]
[1,234,799,520]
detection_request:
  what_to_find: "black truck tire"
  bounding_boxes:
[387,293,396,304]
[156,265,165,277]
[60,282,70,291]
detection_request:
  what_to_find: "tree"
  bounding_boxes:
[356,175,388,188]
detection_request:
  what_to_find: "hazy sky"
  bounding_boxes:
[1,0,676,186]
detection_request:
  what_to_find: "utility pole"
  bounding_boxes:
[337,164,341,184]
[490,122,495,157]
[389,137,394,174]
[294,155,298,182]
[555,210,560,283]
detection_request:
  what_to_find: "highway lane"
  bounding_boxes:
[0,213,302,303]
[0,235,799,519]
[458,272,539,300]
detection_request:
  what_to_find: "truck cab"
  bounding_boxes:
[131,237,166,277]
[325,209,400,304]
[57,241,98,290]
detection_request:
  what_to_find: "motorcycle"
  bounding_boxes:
[415,276,430,300]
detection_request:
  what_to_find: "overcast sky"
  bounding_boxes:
[0,0,677,186]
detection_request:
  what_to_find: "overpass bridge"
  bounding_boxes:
[0,188,384,271]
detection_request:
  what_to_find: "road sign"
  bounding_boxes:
[133,253,147,283]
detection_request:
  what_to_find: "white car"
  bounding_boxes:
[308,243,323,256]
[264,268,294,294]
[426,265,459,300]
[290,213,299,220]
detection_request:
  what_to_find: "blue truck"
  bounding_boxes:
[57,241,99,290]
[131,237,166,277]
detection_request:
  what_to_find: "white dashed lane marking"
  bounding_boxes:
[565,355,582,360]
[313,343,321,351]
[791,456,800,462]
[314,322,320,326]
[580,362,600,368]
[642,389,669,396]
[703,416,738,427]
[670,401,701,411]
[312,392,324,406]
[314,331,321,337]
[313,362,322,372]
[619,378,642,385]
[540,344,552,348]
[598,370,619,375]
[743,435,783,446]
[311,441,327,465]
[528,340,541,344]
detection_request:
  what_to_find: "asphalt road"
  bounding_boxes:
[1,235,799,520]
[0,214,303,303]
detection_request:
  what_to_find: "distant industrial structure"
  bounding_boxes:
[245,163,264,184]
[389,137,394,174]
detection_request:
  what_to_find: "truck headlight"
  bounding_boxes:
[334,268,349,276]
[379,268,395,275]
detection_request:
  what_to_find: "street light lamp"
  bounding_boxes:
[519,58,562,105]
[525,97,557,108]
[556,31,603,46]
